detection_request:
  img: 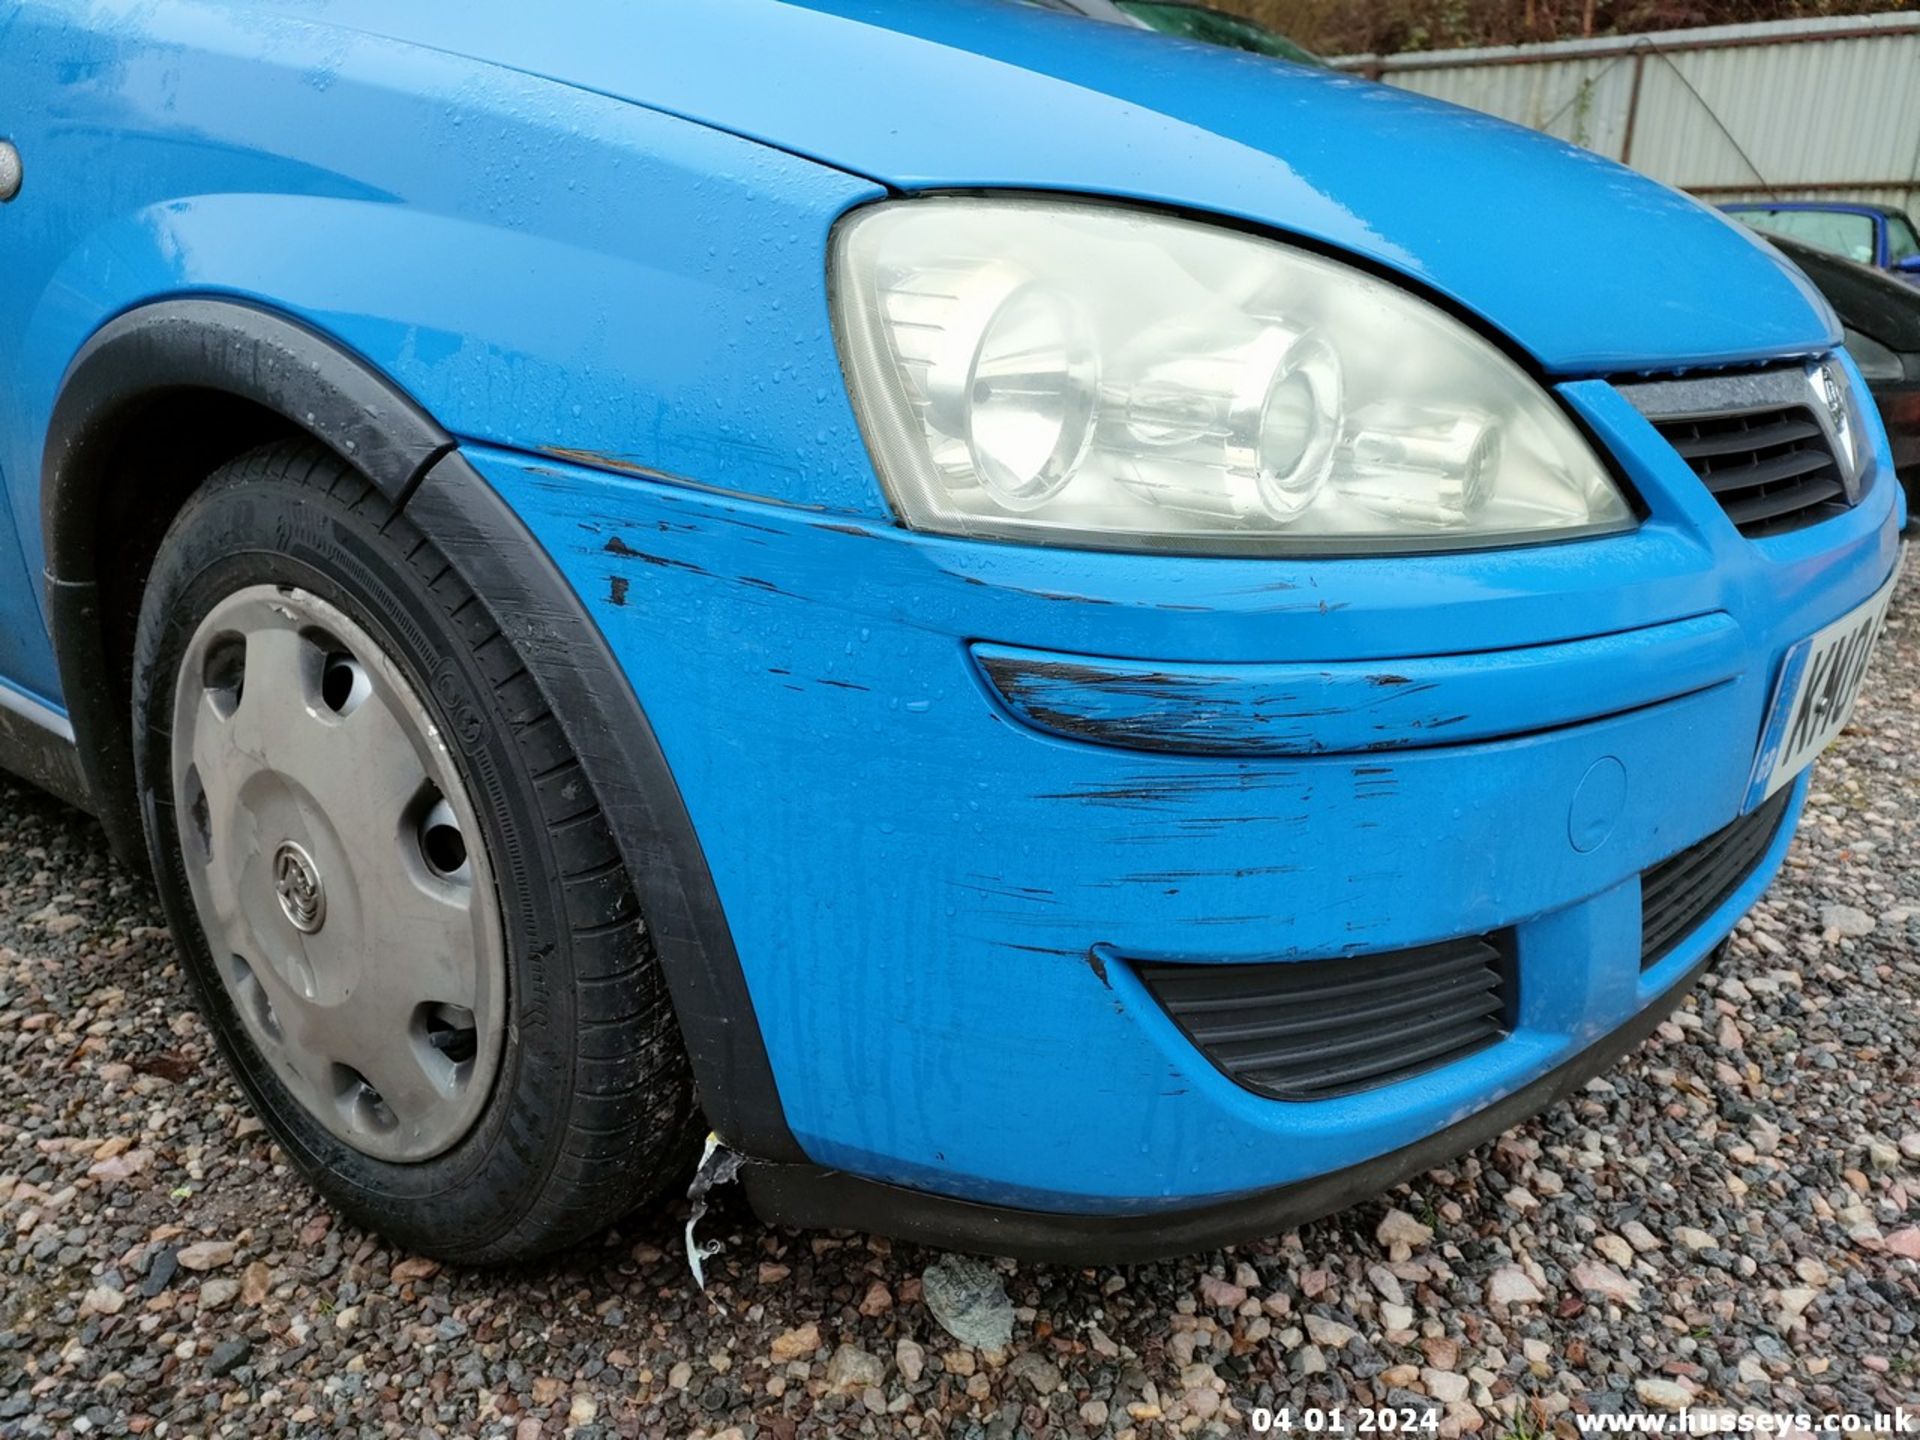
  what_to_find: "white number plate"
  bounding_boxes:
[1748,561,1902,808]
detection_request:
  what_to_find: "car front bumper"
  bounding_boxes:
[735,936,1730,1263]
[473,366,1903,1249]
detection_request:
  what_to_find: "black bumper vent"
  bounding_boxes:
[1649,404,1851,539]
[1640,788,1793,969]
[1137,936,1515,1103]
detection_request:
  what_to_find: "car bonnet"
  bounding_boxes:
[264,0,1840,375]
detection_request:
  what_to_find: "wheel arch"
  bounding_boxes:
[41,296,455,862]
[39,294,805,1164]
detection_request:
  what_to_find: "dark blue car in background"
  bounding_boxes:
[1726,202,1920,289]
[0,0,1904,1263]
[1756,233,1920,515]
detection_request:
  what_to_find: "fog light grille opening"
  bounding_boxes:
[1640,787,1793,970]
[1137,935,1516,1103]
[1649,404,1851,539]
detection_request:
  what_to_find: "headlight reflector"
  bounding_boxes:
[899,262,1100,510]
[833,199,1633,553]
[1110,321,1341,523]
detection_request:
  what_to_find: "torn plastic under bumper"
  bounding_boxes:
[739,940,1723,1265]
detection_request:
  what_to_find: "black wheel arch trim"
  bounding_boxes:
[741,941,1727,1263]
[41,296,455,860]
[404,449,807,1163]
[43,295,454,570]
[37,294,805,1165]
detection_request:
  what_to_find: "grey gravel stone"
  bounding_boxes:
[138,1245,178,1298]
[921,1255,1015,1350]
[1007,1350,1063,1395]
[1820,903,1876,937]
[823,1343,884,1394]
[207,1338,252,1378]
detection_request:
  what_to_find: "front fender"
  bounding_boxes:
[1,0,886,591]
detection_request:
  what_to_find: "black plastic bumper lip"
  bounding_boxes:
[742,942,1724,1266]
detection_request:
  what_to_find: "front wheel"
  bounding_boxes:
[132,439,697,1262]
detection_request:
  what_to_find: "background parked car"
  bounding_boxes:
[1020,0,1326,63]
[1725,202,1920,288]
[1757,233,1920,522]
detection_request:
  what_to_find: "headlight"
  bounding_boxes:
[833,199,1634,554]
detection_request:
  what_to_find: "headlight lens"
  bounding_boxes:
[833,199,1633,554]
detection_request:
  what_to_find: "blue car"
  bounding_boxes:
[1724,202,1920,289]
[0,0,1904,1265]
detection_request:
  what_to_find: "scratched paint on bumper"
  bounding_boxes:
[472,385,1897,1211]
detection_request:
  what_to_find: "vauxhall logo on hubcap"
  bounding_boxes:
[274,841,327,935]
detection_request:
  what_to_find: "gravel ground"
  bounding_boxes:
[2,572,1917,1440]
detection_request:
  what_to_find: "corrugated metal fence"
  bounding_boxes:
[1335,13,1920,214]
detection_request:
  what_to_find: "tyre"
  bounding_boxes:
[131,438,698,1262]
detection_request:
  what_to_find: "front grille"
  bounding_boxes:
[1649,404,1851,539]
[1640,788,1794,969]
[1137,936,1515,1102]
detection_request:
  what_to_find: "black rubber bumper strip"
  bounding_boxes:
[405,450,807,1165]
[742,941,1724,1265]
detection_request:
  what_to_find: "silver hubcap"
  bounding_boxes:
[172,585,507,1163]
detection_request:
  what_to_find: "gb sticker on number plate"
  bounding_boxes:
[1745,559,1902,811]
